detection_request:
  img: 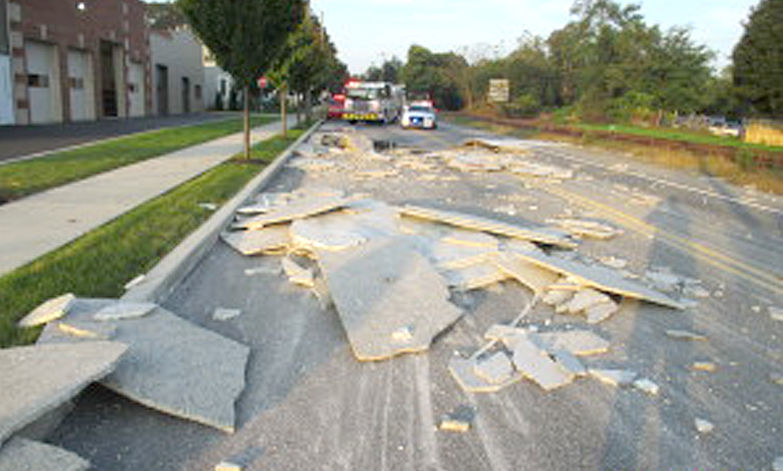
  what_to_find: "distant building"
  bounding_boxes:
[2,0,150,125]
[202,46,234,111]
[149,28,204,115]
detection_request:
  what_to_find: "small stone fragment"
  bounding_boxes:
[512,334,574,390]
[694,418,714,434]
[473,351,515,384]
[585,301,620,324]
[769,373,783,386]
[199,202,218,211]
[533,330,610,356]
[770,307,783,322]
[773,456,783,471]
[633,378,660,395]
[683,285,710,299]
[213,308,241,321]
[17,293,76,327]
[282,256,315,288]
[543,289,574,307]
[439,405,476,433]
[215,461,243,471]
[599,256,628,269]
[691,361,717,372]
[589,368,637,387]
[566,288,612,315]
[93,302,157,321]
[665,329,708,341]
[123,275,146,290]
[552,350,586,377]
[243,266,282,276]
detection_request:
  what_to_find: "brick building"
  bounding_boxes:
[2,0,151,125]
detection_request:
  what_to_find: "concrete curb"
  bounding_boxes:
[122,119,323,304]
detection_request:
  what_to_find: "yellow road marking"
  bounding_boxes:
[542,184,782,295]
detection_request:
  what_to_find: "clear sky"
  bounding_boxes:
[309,0,759,75]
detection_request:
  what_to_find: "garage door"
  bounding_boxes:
[68,49,94,121]
[128,61,145,117]
[25,41,61,124]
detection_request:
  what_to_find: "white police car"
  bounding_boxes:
[400,104,437,130]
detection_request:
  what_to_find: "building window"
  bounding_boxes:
[194,84,201,100]
[70,77,84,89]
[28,74,50,88]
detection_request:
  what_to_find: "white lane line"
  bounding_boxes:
[538,148,783,217]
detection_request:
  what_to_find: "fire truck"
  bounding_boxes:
[342,80,404,124]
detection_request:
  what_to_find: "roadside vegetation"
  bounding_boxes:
[0,115,275,202]
[0,128,304,348]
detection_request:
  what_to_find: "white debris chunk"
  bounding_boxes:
[17,293,76,328]
[474,351,515,384]
[213,308,241,321]
[665,329,708,341]
[585,301,620,324]
[633,378,660,395]
[694,418,714,434]
[282,256,315,289]
[221,226,290,255]
[215,461,243,471]
[543,289,575,306]
[123,274,146,290]
[589,368,637,387]
[236,194,356,230]
[93,302,157,321]
[449,356,522,393]
[551,219,622,239]
[599,256,628,269]
[512,334,574,390]
[290,217,367,252]
[565,288,612,315]
[769,307,783,322]
[244,265,282,277]
[691,361,717,372]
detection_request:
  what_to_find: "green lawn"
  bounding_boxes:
[0,115,276,202]
[575,122,783,153]
[0,128,304,348]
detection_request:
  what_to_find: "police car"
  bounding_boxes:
[400,103,437,130]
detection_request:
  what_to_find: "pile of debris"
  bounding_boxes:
[0,294,249,468]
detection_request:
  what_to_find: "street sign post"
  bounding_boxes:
[488,79,510,103]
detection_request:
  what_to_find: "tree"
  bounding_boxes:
[177,0,305,158]
[732,0,783,117]
[145,2,188,29]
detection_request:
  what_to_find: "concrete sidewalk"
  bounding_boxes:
[0,118,293,276]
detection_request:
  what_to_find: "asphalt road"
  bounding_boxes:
[49,120,782,470]
[0,112,234,162]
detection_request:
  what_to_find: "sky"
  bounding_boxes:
[308,0,759,75]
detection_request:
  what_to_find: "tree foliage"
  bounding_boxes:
[732,0,783,117]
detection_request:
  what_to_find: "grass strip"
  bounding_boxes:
[0,128,304,348]
[0,115,276,202]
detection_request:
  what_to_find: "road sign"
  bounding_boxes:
[488,79,510,103]
[257,76,268,89]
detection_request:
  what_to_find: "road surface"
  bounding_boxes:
[48,120,783,470]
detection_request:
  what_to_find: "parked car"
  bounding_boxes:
[401,104,437,130]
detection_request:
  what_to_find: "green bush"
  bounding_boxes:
[502,93,541,118]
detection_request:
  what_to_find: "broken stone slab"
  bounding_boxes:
[281,256,315,289]
[644,269,683,293]
[317,238,463,361]
[17,293,76,328]
[501,238,541,255]
[694,418,714,434]
[502,250,684,309]
[213,308,241,321]
[443,262,509,291]
[0,437,89,471]
[551,349,586,377]
[589,368,637,387]
[441,228,499,249]
[534,330,611,356]
[665,329,708,341]
[0,341,127,446]
[449,356,523,393]
[399,204,577,249]
[491,252,559,294]
[549,219,622,239]
[234,194,357,230]
[57,320,117,340]
[37,299,249,433]
[427,240,495,270]
[599,256,628,270]
[473,351,515,384]
[584,301,620,324]
[221,226,290,256]
[691,361,717,372]
[289,216,368,252]
[542,288,575,306]
[511,333,574,391]
[92,302,157,322]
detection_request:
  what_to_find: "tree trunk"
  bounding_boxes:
[305,88,313,123]
[243,85,250,159]
[281,83,288,139]
[295,93,302,126]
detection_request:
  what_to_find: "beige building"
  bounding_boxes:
[149,28,204,115]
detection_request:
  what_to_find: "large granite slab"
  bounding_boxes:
[37,299,249,433]
[234,194,356,230]
[317,237,463,361]
[0,437,89,471]
[0,341,127,446]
